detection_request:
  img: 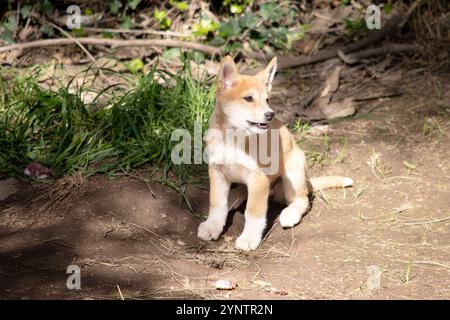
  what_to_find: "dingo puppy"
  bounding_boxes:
[197,56,353,251]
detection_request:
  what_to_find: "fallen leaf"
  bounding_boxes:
[380,70,403,83]
[321,65,344,96]
[321,97,355,119]
[293,35,318,55]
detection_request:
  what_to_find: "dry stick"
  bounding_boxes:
[83,27,190,37]
[14,1,20,39]
[384,175,430,186]
[116,285,125,300]
[44,19,96,62]
[411,261,450,270]
[402,216,450,226]
[399,0,424,28]
[278,15,403,70]
[0,37,222,55]
[128,223,168,242]
[121,169,156,198]
[395,260,450,271]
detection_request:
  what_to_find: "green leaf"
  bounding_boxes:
[108,0,123,14]
[384,3,394,14]
[192,18,219,36]
[20,5,32,19]
[344,18,366,30]
[126,58,144,73]
[4,15,17,32]
[128,0,142,10]
[209,36,226,46]
[260,2,282,21]
[39,0,54,15]
[230,4,243,14]
[120,16,133,29]
[0,30,14,44]
[160,18,172,30]
[71,27,85,37]
[269,26,289,49]
[174,1,189,11]
[249,38,264,50]
[192,52,205,64]
[40,24,55,37]
[286,31,304,50]
[162,48,181,60]
[288,8,297,21]
[255,25,270,39]
[153,8,167,22]
[238,11,258,29]
[219,18,241,39]
[224,42,242,54]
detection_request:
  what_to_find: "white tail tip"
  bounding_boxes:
[343,177,354,187]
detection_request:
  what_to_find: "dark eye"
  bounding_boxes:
[243,96,254,102]
[266,98,269,103]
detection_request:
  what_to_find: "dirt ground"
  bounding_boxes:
[0,60,449,300]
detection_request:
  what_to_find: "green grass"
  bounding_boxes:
[0,61,215,185]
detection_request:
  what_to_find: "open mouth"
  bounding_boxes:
[247,121,269,129]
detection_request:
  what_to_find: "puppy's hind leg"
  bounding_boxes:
[279,149,311,228]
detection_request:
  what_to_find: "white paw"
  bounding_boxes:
[197,220,223,241]
[235,234,262,251]
[279,206,302,228]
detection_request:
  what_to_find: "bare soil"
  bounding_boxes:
[1,62,449,300]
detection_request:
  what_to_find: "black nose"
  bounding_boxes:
[265,111,275,121]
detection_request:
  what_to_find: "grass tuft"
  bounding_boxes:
[0,61,215,184]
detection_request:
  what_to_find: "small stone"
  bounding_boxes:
[24,162,54,179]
[215,279,237,290]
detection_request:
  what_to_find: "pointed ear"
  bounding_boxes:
[218,56,239,90]
[257,57,277,93]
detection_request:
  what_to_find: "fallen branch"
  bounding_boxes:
[278,15,403,69]
[0,37,222,55]
[338,43,418,64]
[354,91,402,102]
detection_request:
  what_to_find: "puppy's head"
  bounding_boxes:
[216,56,277,135]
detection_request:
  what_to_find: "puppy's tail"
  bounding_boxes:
[310,176,353,191]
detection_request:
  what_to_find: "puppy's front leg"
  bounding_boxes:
[235,172,269,251]
[198,166,230,241]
